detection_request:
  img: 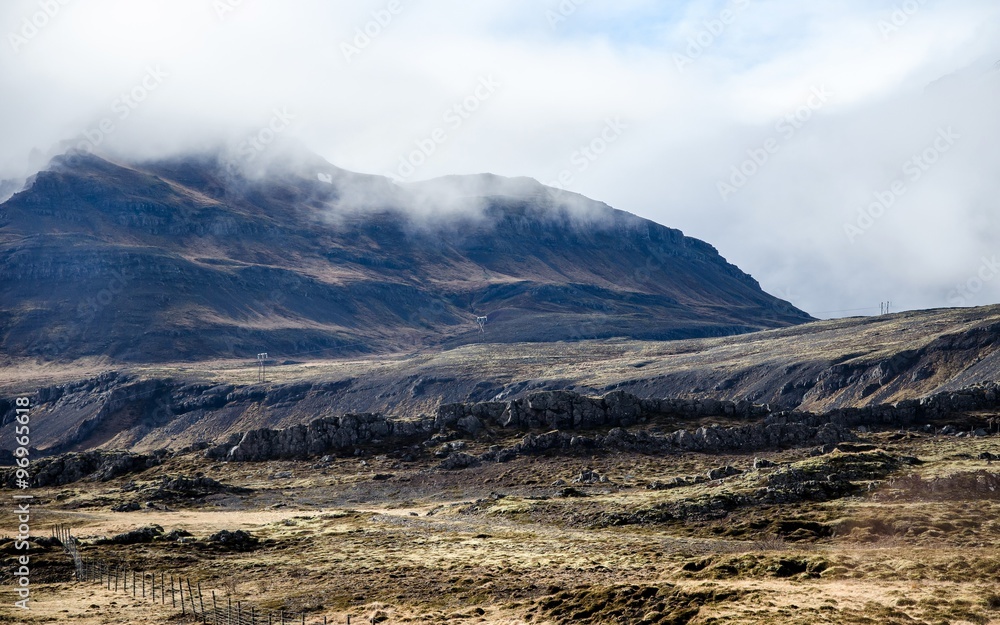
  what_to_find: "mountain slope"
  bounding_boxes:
[2,304,1000,454]
[0,148,811,362]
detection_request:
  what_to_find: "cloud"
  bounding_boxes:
[1,0,998,317]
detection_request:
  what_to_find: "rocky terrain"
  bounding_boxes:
[2,407,999,624]
[3,310,1000,624]
[3,304,999,454]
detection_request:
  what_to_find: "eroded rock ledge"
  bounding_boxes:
[6,385,997,487]
[201,387,981,463]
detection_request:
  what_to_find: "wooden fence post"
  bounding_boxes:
[187,579,196,619]
[198,581,206,621]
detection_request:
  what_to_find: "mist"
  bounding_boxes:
[2,0,999,318]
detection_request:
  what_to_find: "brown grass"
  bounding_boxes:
[4,430,1000,623]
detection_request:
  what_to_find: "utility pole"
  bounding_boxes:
[257,352,268,383]
[476,316,487,333]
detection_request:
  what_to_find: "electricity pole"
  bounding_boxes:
[257,352,268,383]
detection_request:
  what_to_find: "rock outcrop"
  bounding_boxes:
[200,384,1000,465]
[206,413,434,461]
[7,384,999,484]
[204,390,856,463]
[1,450,165,488]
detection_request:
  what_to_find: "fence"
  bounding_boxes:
[53,525,368,624]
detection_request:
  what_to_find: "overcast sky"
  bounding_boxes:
[2,0,999,318]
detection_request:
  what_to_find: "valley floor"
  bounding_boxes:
[3,431,1000,624]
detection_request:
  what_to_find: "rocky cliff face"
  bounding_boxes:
[0,148,810,362]
[182,385,1000,463]
[5,382,997,488]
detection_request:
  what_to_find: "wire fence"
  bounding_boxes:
[53,525,368,625]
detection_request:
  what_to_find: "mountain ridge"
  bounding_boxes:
[0,146,810,362]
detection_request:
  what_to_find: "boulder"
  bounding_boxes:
[208,529,259,551]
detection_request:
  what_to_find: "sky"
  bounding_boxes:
[1,0,999,318]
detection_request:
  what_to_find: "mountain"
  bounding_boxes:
[0,147,811,362]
